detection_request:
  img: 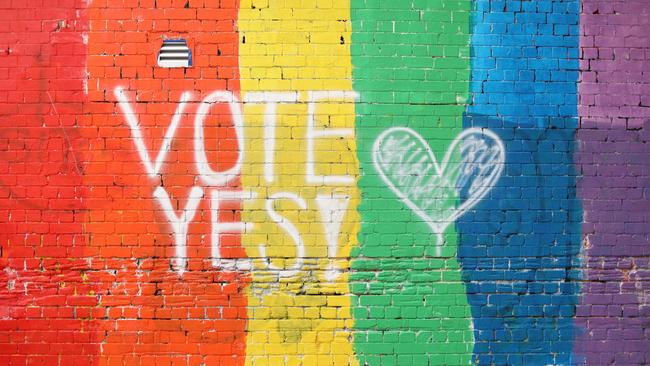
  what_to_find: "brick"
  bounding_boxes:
[1,0,649,365]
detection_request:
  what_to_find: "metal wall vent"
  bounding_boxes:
[157,39,192,68]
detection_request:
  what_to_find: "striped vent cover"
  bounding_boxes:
[157,39,192,68]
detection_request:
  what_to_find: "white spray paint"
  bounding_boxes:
[115,86,191,177]
[259,192,307,278]
[211,189,257,271]
[116,86,359,277]
[244,92,299,183]
[153,186,204,275]
[194,90,245,187]
[373,127,505,256]
[306,91,358,185]
[315,194,350,281]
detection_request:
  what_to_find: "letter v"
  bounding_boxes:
[114,86,191,177]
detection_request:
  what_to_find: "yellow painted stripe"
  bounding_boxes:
[238,1,359,365]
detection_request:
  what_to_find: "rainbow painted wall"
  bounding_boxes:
[1,0,649,365]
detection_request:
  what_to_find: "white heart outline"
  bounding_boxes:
[372,127,505,251]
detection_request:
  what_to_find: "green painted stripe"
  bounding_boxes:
[350,1,475,365]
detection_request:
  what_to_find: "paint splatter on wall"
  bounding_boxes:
[0,0,649,365]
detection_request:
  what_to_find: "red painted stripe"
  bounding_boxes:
[0,1,97,366]
[85,1,247,365]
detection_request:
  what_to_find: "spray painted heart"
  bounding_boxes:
[372,127,505,253]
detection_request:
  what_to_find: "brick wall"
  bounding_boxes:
[0,0,648,365]
[575,1,650,364]
[0,1,98,365]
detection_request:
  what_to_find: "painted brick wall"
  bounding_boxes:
[0,1,648,366]
[575,1,650,364]
[0,1,98,366]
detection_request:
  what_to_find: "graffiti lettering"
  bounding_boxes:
[210,189,257,271]
[306,91,358,185]
[115,87,191,177]
[153,185,204,275]
[243,92,299,183]
[315,193,350,281]
[194,90,245,186]
[117,87,356,277]
[259,192,308,278]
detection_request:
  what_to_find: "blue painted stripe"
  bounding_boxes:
[468,0,580,128]
[460,1,582,365]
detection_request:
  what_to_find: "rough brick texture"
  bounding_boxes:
[575,1,650,365]
[0,1,97,366]
[0,0,648,365]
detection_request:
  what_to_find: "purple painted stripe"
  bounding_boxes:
[576,1,650,365]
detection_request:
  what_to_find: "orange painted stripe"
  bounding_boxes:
[86,1,248,365]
